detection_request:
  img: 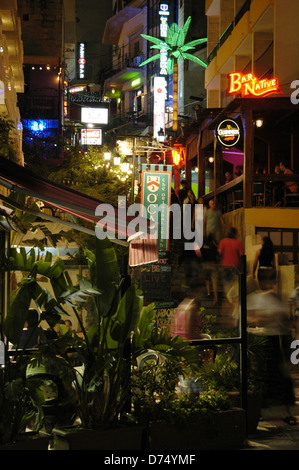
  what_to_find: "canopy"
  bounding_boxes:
[0,155,158,264]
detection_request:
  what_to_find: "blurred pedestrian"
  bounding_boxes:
[247,269,296,424]
[218,227,244,295]
[252,236,277,288]
[203,198,225,242]
[280,161,298,195]
[224,171,232,184]
[178,179,189,206]
[200,234,219,305]
[273,164,284,207]
[289,284,299,333]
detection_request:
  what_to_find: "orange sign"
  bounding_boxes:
[228,72,281,97]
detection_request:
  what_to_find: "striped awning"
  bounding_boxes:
[0,155,158,264]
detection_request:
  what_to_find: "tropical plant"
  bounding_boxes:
[139,16,207,131]
[0,113,18,162]
[2,238,199,434]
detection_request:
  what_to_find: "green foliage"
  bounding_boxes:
[139,16,207,74]
[197,350,240,392]
[197,337,268,394]
[160,391,231,427]
[48,146,128,206]
[0,113,18,162]
[2,238,202,434]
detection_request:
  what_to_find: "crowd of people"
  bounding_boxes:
[176,178,299,424]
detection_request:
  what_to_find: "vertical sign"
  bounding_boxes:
[153,76,167,141]
[141,169,172,251]
[77,42,86,79]
[159,3,169,76]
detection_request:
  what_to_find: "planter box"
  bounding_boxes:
[149,409,246,450]
[0,432,50,450]
[227,391,262,434]
[52,425,146,450]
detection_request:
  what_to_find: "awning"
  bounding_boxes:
[0,155,158,264]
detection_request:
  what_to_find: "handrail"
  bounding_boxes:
[202,175,243,200]
[191,255,248,433]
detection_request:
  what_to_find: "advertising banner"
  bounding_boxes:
[141,168,172,251]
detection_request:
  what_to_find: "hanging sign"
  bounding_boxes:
[141,168,172,251]
[216,118,241,147]
[81,128,102,145]
[77,42,86,79]
[228,72,281,97]
[153,76,167,141]
[159,3,169,76]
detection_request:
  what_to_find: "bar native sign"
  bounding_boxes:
[228,72,281,97]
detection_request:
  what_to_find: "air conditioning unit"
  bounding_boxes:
[133,55,142,67]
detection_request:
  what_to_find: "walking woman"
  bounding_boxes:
[253,236,277,288]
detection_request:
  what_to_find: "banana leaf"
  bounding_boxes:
[109,285,143,345]
[3,277,43,345]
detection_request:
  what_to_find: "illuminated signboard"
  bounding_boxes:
[153,76,167,141]
[228,72,281,97]
[23,119,59,132]
[131,77,141,88]
[159,3,169,76]
[77,42,86,79]
[69,86,85,94]
[216,119,241,148]
[81,107,108,124]
[81,128,102,145]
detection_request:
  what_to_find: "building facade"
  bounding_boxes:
[198,0,299,300]
[0,0,24,164]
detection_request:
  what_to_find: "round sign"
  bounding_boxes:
[216,118,241,147]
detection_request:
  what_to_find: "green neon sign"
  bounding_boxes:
[131,77,141,88]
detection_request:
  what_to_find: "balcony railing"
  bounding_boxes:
[203,174,299,211]
[207,0,252,64]
[112,53,145,74]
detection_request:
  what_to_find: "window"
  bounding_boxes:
[255,228,299,264]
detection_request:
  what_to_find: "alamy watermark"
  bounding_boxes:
[290,340,299,365]
[0,340,5,366]
[94,196,203,250]
[290,80,299,105]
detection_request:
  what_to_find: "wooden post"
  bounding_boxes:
[198,147,205,197]
[243,109,254,208]
[213,135,222,199]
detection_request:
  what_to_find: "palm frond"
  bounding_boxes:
[182,52,207,68]
[177,16,192,47]
[181,37,207,52]
[167,23,180,47]
[167,57,175,75]
[139,53,161,67]
[140,33,164,46]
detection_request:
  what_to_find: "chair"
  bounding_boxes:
[252,182,265,206]
[231,189,243,209]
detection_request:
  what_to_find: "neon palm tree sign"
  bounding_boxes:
[139,16,207,131]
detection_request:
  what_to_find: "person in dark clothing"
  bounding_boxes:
[18,309,42,349]
[252,236,277,288]
[200,234,219,304]
[178,179,189,206]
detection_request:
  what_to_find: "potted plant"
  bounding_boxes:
[2,239,200,450]
[197,335,267,434]
[130,356,246,450]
